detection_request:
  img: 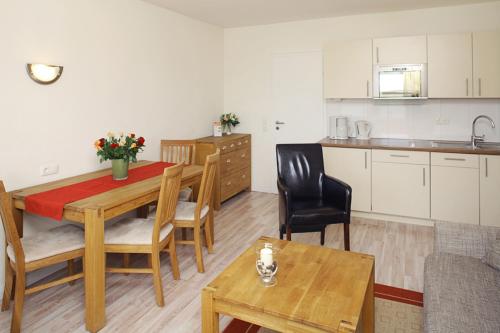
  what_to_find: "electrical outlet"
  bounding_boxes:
[40,164,59,176]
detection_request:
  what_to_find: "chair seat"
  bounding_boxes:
[175,201,209,221]
[105,217,173,245]
[178,188,192,202]
[289,199,346,227]
[7,225,84,263]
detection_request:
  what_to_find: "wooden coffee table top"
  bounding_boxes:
[206,236,374,332]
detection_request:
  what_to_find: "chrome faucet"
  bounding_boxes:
[471,115,496,149]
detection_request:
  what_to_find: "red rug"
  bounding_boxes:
[25,162,174,220]
[223,283,423,333]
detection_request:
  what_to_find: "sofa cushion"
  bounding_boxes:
[424,253,500,333]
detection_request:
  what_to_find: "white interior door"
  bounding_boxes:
[270,51,325,193]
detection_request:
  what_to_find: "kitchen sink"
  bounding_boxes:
[431,140,472,148]
[476,141,500,149]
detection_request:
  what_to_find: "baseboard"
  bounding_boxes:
[352,211,435,227]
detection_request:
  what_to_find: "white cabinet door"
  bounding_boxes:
[431,153,479,224]
[480,155,500,227]
[373,35,427,65]
[324,39,372,99]
[428,33,473,98]
[372,162,430,219]
[473,31,500,98]
[323,147,371,212]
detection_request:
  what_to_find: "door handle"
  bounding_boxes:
[366,80,370,97]
[275,121,286,125]
[376,47,379,63]
[423,168,426,186]
[364,151,368,169]
[478,78,482,96]
[466,78,469,96]
[485,157,489,178]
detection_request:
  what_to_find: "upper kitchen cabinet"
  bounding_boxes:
[428,33,473,98]
[473,30,500,98]
[324,39,372,99]
[373,35,427,65]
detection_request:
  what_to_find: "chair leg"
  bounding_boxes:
[123,254,130,275]
[279,228,283,240]
[168,234,181,280]
[204,220,214,254]
[67,259,76,286]
[11,272,25,333]
[286,226,292,241]
[194,225,205,273]
[1,260,14,311]
[320,228,326,246]
[344,223,350,251]
[150,252,164,307]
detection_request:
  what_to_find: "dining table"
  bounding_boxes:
[9,161,204,332]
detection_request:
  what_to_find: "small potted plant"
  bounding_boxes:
[94,132,145,180]
[220,113,240,135]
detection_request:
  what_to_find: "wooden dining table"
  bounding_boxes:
[9,161,204,332]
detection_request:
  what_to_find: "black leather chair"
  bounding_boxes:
[276,143,352,250]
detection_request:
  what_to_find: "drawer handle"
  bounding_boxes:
[242,175,246,179]
[244,140,249,144]
[485,157,489,178]
[226,159,231,164]
[222,146,227,150]
[237,141,242,146]
[241,153,246,158]
[444,158,466,161]
[390,154,410,158]
[230,143,235,148]
[226,181,232,186]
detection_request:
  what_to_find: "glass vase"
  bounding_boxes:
[111,159,129,180]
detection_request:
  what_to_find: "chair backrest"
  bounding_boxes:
[276,144,325,200]
[153,164,184,245]
[195,150,220,218]
[0,181,25,265]
[160,140,196,165]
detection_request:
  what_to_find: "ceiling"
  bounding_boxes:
[142,0,496,27]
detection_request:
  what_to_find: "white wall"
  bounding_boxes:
[0,0,222,291]
[224,1,500,193]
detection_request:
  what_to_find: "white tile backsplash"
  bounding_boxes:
[326,99,500,142]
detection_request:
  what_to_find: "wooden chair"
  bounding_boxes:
[104,164,183,307]
[174,150,219,273]
[0,181,85,333]
[160,139,196,201]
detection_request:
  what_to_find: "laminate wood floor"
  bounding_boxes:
[0,191,433,332]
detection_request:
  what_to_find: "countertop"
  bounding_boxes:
[319,137,500,155]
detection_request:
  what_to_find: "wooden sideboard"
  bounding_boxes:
[196,134,251,209]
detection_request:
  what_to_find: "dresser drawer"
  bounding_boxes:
[220,147,250,175]
[431,153,479,168]
[217,136,251,154]
[221,168,251,201]
[372,149,429,165]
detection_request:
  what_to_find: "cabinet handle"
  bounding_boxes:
[226,181,232,186]
[226,159,231,164]
[466,78,469,96]
[237,141,242,146]
[230,143,235,148]
[222,145,227,150]
[364,151,368,169]
[242,174,246,179]
[366,81,370,97]
[244,140,249,144]
[444,157,466,161]
[390,154,410,158]
[241,153,246,158]
[478,78,482,96]
[423,168,426,186]
[376,47,379,63]
[485,157,489,178]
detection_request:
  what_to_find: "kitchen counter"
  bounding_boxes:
[319,137,500,155]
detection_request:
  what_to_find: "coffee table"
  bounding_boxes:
[202,236,375,333]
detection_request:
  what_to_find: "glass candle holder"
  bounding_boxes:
[255,242,279,287]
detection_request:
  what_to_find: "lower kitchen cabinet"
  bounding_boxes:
[372,150,430,219]
[431,153,479,224]
[323,147,371,212]
[480,155,500,227]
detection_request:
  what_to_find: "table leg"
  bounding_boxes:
[84,208,106,333]
[136,205,149,219]
[362,265,375,333]
[201,287,219,333]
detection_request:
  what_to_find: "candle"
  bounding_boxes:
[260,247,273,266]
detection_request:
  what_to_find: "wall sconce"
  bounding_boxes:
[26,63,63,85]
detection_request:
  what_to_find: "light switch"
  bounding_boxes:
[40,164,59,176]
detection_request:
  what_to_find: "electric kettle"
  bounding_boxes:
[329,116,349,139]
[355,121,371,140]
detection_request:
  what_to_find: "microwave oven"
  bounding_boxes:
[373,64,428,99]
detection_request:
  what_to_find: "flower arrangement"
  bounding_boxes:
[94,132,145,163]
[220,113,240,134]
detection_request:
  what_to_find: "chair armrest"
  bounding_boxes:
[322,174,352,213]
[277,178,292,227]
[434,222,498,259]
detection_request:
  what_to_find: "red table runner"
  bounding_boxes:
[25,162,175,221]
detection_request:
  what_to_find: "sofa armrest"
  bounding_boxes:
[434,222,499,259]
